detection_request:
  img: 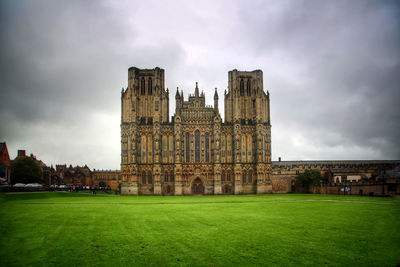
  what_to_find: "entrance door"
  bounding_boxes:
[223,184,232,195]
[192,178,204,195]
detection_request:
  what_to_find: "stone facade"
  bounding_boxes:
[270,160,400,195]
[120,67,272,195]
[92,170,120,190]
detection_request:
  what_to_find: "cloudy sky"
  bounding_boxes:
[1,0,399,169]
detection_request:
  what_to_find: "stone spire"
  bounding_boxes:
[195,82,199,97]
[176,87,181,110]
[214,88,219,112]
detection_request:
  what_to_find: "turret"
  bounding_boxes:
[224,69,267,124]
[214,88,219,112]
[175,87,181,110]
[195,82,199,97]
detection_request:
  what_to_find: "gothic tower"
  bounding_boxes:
[224,69,272,194]
[120,67,169,195]
[121,67,271,195]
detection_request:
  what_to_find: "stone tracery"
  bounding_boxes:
[121,67,272,195]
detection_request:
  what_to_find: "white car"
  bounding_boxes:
[13,183,26,187]
[25,183,42,188]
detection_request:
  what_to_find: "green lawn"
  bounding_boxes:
[0,192,399,266]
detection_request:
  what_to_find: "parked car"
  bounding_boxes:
[0,178,8,186]
[25,183,42,188]
[13,183,26,187]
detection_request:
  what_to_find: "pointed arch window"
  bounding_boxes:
[141,78,145,95]
[205,133,210,162]
[195,130,200,163]
[148,172,152,184]
[148,77,152,95]
[170,172,174,182]
[247,79,251,96]
[248,172,252,184]
[185,133,190,162]
[242,173,246,184]
[240,79,244,96]
[142,173,146,184]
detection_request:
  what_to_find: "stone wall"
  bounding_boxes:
[92,170,120,190]
[271,175,294,193]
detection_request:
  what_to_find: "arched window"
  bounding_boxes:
[148,77,152,95]
[170,172,174,182]
[195,130,200,162]
[185,133,190,162]
[227,172,231,182]
[248,172,252,183]
[221,173,225,182]
[164,173,168,182]
[205,133,210,162]
[142,173,146,184]
[240,79,244,96]
[141,78,145,95]
[247,79,251,96]
[148,173,152,184]
[242,173,246,184]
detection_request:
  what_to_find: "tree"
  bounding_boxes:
[297,169,323,192]
[11,157,43,184]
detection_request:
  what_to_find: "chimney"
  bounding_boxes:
[17,150,26,157]
[278,157,281,162]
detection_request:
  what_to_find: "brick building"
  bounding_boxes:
[0,142,11,184]
[271,160,400,195]
[55,164,92,186]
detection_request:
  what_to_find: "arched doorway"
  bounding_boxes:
[163,184,174,196]
[223,184,232,195]
[192,178,204,195]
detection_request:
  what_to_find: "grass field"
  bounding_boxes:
[0,192,399,266]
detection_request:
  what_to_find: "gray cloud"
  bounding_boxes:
[0,0,399,168]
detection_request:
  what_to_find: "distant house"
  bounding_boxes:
[56,164,93,186]
[0,142,11,184]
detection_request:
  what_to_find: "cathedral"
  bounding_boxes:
[120,67,272,195]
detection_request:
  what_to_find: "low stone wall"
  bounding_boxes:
[121,183,138,195]
[317,183,399,196]
[271,176,293,193]
[325,184,387,196]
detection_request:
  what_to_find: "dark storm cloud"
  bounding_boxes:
[0,0,188,167]
[231,0,400,159]
[0,0,399,168]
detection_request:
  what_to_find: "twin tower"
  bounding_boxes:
[120,67,271,195]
